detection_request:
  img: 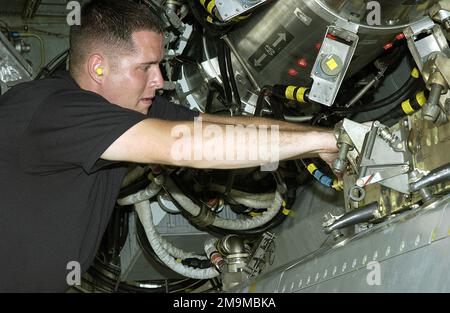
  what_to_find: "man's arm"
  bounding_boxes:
[200,113,338,166]
[200,113,318,132]
[100,118,337,169]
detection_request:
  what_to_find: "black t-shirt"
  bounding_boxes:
[0,72,199,292]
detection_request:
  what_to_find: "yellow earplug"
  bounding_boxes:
[96,67,103,76]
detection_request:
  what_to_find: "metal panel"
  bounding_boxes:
[233,194,450,292]
[0,31,33,86]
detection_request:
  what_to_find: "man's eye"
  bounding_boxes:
[141,66,150,71]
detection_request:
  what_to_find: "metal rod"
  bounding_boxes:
[410,163,450,192]
[222,36,260,92]
[324,202,379,234]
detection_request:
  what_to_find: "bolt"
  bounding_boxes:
[444,19,450,31]
[356,178,365,187]
[397,143,403,149]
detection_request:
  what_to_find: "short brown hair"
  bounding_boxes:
[69,0,165,77]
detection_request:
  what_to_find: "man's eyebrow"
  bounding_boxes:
[139,61,161,65]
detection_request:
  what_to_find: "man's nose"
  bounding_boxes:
[149,67,164,90]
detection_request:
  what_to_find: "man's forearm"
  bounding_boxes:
[201,113,319,132]
[170,118,336,169]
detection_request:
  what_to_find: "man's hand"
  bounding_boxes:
[318,151,338,169]
[317,131,338,169]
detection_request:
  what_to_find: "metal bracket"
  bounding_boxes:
[309,25,359,107]
[341,119,371,154]
[215,0,269,22]
[356,165,409,187]
[404,17,450,72]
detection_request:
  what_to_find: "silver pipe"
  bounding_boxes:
[324,202,379,234]
[222,36,260,91]
[410,163,450,192]
[423,84,444,122]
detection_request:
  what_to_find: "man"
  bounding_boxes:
[0,0,337,292]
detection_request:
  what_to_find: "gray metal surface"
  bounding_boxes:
[232,193,450,292]
[215,0,269,22]
[227,0,433,88]
[0,31,33,85]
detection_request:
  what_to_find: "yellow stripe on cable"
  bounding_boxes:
[296,87,308,103]
[411,67,420,79]
[416,91,427,106]
[332,179,343,191]
[307,163,318,174]
[285,86,296,100]
[401,99,414,114]
[200,0,206,6]
[206,15,213,23]
[282,208,292,216]
[207,0,215,14]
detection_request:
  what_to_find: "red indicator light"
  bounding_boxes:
[383,42,393,50]
[297,58,308,68]
[395,33,405,41]
[288,68,298,76]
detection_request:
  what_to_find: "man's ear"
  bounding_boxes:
[87,54,105,84]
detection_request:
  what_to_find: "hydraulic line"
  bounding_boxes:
[117,176,163,206]
[164,176,283,230]
[135,201,219,279]
[272,84,311,104]
[410,163,450,193]
[300,160,341,191]
[379,89,428,123]
[324,202,380,234]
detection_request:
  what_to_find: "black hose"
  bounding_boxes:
[364,78,423,123]
[186,0,233,36]
[224,43,241,110]
[205,81,225,113]
[217,40,233,106]
[345,75,418,115]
